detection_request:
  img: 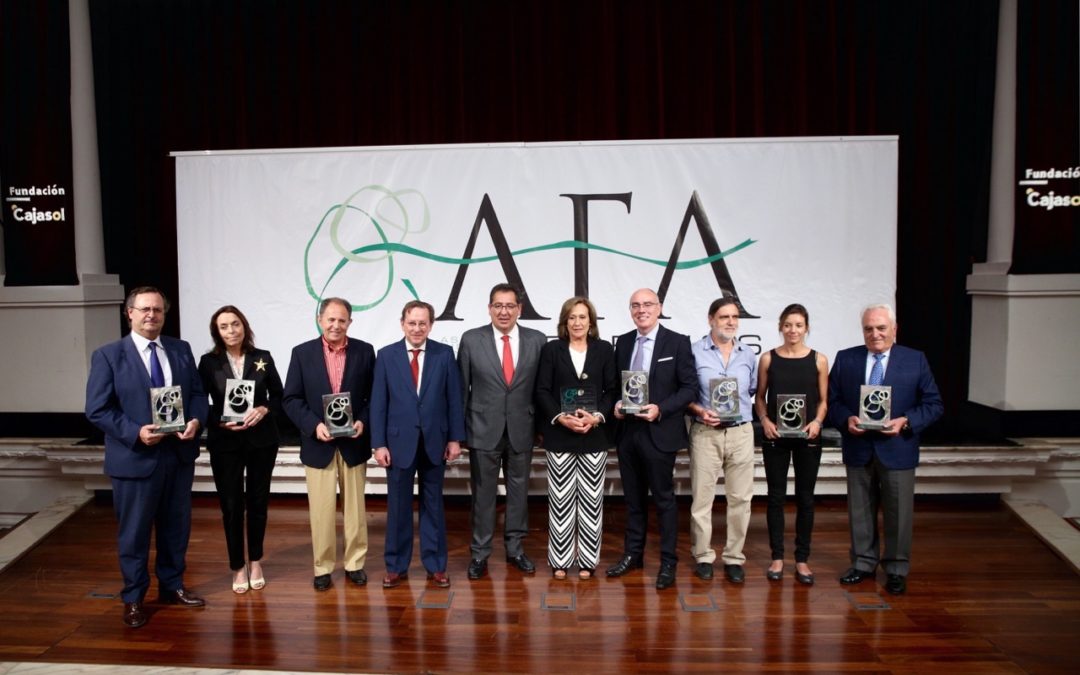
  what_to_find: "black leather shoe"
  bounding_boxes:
[346,569,368,586]
[724,564,745,584]
[766,563,784,581]
[606,554,644,577]
[694,562,714,580]
[656,564,676,590]
[467,558,488,580]
[158,588,205,607]
[122,601,147,628]
[885,574,906,595]
[313,574,333,591]
[506,553,536,574]
[795,571,815,586]
[839,567,875,585]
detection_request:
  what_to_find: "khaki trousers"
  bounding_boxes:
[689,422,754,565]
[304,451,368,576]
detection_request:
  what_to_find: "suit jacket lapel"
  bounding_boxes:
[125,335,153,388]
[882,347,900,385]
[401,341,422,399]
[484,326,510,389]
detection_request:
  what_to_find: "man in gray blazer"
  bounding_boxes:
[458,283,547,579]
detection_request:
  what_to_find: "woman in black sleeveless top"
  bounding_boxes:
[754,304,828,585]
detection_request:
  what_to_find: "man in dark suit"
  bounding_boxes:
[606,288,698,589]
[85,286,209,628]
[371,300,466,589]
[828,303,943,595]
[282,297,375,591]
[458,283,547,580]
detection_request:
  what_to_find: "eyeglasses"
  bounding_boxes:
[131,306,165,315]
[629,302,658,310]
[490,303,519,312]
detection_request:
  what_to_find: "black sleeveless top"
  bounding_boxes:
[765,349,819,422]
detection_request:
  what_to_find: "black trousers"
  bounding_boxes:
[762,439,822,563]
[616,424,678,568]
[209,442,278,570]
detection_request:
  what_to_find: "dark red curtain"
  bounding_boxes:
[80,0,1010,435]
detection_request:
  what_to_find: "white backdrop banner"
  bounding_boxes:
[174,137,897,373]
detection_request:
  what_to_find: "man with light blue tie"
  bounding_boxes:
[606,288,697,590]
[85,286,208,628]
[828,303,943,595]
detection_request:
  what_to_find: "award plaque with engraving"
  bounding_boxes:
[776,393,808,438]
[561,386,598,415]
[621,370,649,414]
[150,385,186,433]
[709,377,742,422]
[857,385,892,430]
[322,392,355,438]
[222,378,255,423]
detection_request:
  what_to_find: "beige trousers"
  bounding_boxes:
[689,422,755,565]
[304,451,368,576]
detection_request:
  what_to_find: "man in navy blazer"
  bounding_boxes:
[371,300,466,588]
[828,303,943,595]
[606,288,698,589]
[85,286,209,628]
[282,297,375,591]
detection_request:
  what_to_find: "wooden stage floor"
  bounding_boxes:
[0,494,1077,674]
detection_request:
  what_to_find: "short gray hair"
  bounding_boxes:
[861,303,896,325]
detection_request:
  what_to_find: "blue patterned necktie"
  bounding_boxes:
[868,352,885,386]
[149,342,166,387]
[631,335,648,370]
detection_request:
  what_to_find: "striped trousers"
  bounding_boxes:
[546,450,606,570]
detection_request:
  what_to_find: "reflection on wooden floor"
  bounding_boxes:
[0,494,1078,674]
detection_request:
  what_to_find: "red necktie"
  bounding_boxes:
[410,349,421,389]
[501,335,514,386]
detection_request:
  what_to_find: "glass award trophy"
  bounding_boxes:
[322,392,355,438]
[621,370,648,414]
[561,385,598,415]
[857,385,892,430]
[776,394,808,438]
[150,385,186,433]
[709,377,742,422]
[222,378,255,423]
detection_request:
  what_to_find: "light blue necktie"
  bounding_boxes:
[149,342,166,387]
[868,352,885,386]
[631,335,648,370]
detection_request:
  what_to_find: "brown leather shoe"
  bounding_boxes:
[158,588,206,607]
[382,571,407,588]
[122,601,148,628]
[427,571,451,588]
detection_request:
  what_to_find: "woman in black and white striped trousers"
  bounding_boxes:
[534,297,618,580]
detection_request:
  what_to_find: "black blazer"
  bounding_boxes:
[282,336,374,468]
[197,347,283,451]
[534,338,618,453]
[613,324,698,453]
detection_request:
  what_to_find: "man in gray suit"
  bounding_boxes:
[458,283,547,579]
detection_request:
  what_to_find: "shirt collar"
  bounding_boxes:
[321,335,348,353]
[493,324,520,341]
[637,324,660,341]
[130,331,160,352]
